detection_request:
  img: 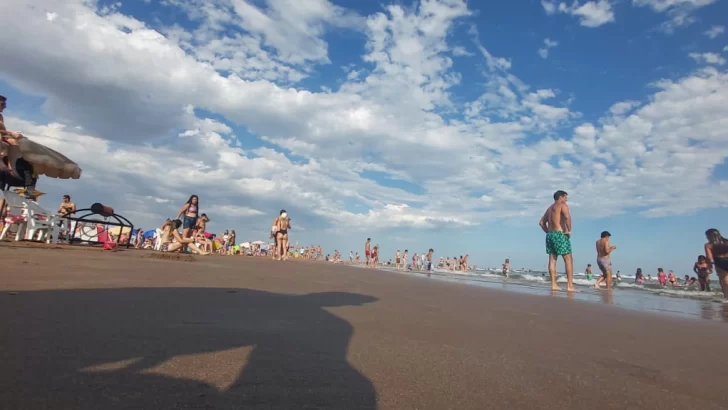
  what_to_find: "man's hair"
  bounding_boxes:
[367,237,370,241]
[600,231,611,238]
[63,194,70,199]
[553,190,568,201]
[0,95,6,102]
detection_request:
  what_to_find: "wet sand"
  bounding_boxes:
[1,244,727,410]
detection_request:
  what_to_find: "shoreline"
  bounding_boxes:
[2,245,728,409]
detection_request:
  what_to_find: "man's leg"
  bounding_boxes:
[563,253,575,291]
[605,266,613,290]
[548,253,560,290]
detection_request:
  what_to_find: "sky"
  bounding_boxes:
[1,0,727,274]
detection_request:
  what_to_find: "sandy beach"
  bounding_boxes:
[1,244,727,410]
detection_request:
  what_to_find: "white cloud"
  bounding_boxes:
[541,0,615,28]
[689,52,727,65]
[0,0,727,239]
[632,0,717,32]
[538,38,559,59]
[704,25,725,39]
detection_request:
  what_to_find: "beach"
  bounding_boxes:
[1,244,727,410]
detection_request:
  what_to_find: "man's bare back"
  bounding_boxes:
[540,202,570,234]
[596,238,612,259]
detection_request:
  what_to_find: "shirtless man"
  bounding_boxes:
[426,249,434,277]
[585,264,593,280]
[364,238,371,266]
[539,190,575,291]
[57,194,76,238]
[503,258,510,279]
[594,231,616,290]
[395,250,401,269]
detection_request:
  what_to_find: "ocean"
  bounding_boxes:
[351,264,728,323]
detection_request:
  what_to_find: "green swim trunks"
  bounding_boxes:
[545,231,572,256]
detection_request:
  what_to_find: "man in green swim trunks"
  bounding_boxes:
[539,190,575,291]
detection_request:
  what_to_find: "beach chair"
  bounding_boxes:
[154,228,163,251]
[23,200,54,242]
[1,191,29,241]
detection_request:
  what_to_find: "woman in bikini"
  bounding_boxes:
[693,255,712,292]
[704,229,728,302]
[192,214,213,254]
[176,195,199,239]
[159,219,208,255]
[274,210,291,261]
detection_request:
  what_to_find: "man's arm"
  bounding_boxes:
[562,204,572,234]
[538,210,549,233]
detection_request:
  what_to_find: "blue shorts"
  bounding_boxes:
[183,215,198,229]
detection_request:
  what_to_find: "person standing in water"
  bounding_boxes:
[503,258,511,279]
[704,229,728,302]
[594,231,616,290]
[693,255,712,292]
[539,190,575,291]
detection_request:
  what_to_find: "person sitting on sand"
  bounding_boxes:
[159,219,209,255]
[704,228,728,302]
[693,255,712,292]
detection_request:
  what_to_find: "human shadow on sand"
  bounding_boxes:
[0,288,378,409]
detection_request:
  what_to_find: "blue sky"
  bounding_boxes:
[1,0,727,274]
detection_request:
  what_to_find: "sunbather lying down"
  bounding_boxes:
[160,219,209,255]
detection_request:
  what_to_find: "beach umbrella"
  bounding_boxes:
[143,230,156,239]
[8,136,82,179]
[240,242,251,248]
[251,240,266,245]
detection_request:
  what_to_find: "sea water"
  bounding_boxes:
[357,265,728,323]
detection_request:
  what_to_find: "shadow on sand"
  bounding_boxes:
[0,288,378,409]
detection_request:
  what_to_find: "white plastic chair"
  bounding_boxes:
[153,228,163,250]
[1,191,29,241]
[23,200,53,242]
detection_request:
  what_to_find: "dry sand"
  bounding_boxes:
[1,243,727,409]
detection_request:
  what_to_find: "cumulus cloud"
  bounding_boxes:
[541,0,615,27]
[632,0,718,32]
[689,52,727,65]
[538,38,559,59]
[704,25,725,39]
[1,0,727,239]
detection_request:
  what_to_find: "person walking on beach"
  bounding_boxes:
[539,190,575,291]
[693,255,712,292]
[594,231,616,290]
[274,210,291,261]
[426,249,434,277]
[395,250,401,270]
[364,238,371,266]
[704,229,728,302]
[175,195,200,239]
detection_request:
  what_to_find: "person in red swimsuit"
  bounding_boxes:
[364,238,371,266]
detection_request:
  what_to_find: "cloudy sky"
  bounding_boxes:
[1,0,727,273]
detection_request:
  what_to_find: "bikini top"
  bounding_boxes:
[188,204,198,215]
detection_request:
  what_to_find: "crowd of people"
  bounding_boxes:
[540,190,728,302]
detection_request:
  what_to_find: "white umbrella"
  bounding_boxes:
[240,242,251,248]
[5,136,82,179]
[251,240,266,245]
